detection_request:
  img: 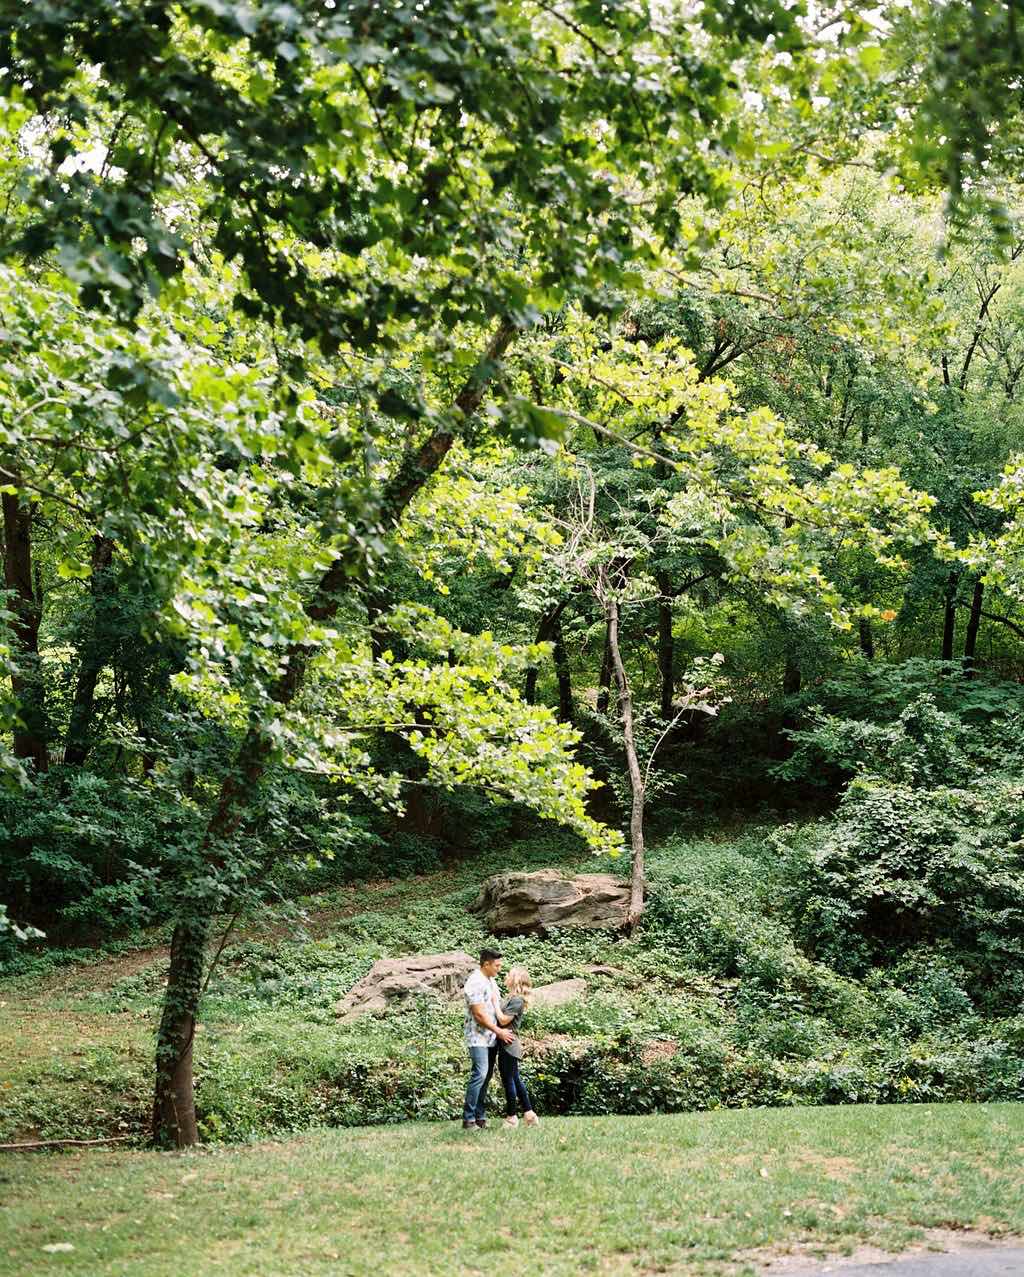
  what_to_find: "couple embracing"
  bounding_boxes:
[462,947,540,1131]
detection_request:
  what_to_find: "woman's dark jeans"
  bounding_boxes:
[498,1051,533,1116]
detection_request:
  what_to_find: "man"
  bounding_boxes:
[462,947,513,1130]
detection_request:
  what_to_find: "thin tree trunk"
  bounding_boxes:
[523,600,566,706]
[655,571,674,719]
[779,640,802,751]
[552,615,574,724]
[779,519,801,736]
[858,616,875,660]
[941,571,958,662]
[963,578,984,677]
[782,651,801,698]
[604,591,644,927]
[152,320,516,1148]
[2,490,48,771]
[596,627,613,714]
[63,535,115,768]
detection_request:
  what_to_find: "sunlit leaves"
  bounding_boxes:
[967,458,1024,599]
[531,322,940,628]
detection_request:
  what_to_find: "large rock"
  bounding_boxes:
[530,978,587,1007]
[334,950,476,1022]
[470,870,631,936]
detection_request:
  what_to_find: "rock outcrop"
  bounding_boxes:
[334,950,476,1022]
[530,977,587,1007]
[470,870,631,936]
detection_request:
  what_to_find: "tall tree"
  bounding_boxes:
[2,492,48,771]
[3,0,1020,1151]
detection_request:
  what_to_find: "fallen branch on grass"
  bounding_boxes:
[0,1135,136,1151]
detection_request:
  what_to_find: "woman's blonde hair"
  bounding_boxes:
[506,965,533,1009]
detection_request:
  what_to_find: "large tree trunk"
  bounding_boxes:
[152,320,516,1147]
[941,571,958,662]
[2,490,48,771]
[962,578,984,677]
[63,535,116,768]
[604,590,644,928]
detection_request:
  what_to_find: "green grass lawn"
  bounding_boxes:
[2,1103,1022,1277]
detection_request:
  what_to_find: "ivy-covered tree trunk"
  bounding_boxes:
[151,914,209,1146]
[152,320,516,1148]
[63,535,115,768]
[604,590,644,927]
[152,722,270,1145]
[365,585,392,663]
[963,577,984,676]
[2,490,48,772]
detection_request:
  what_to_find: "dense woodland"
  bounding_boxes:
[2,1,1024,1151]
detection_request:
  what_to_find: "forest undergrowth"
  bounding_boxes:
[4,807,1022,1147]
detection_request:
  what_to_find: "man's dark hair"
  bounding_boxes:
[480,947,503,963]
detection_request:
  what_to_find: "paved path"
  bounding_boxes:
[800,1248,1024,1276]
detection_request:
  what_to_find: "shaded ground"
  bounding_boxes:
[10,865,467,999]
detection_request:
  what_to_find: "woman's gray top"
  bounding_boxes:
[500,995,526,1059]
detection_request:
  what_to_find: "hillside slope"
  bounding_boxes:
[2,825,1023,1144]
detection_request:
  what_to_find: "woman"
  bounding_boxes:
[496,965,540,1128]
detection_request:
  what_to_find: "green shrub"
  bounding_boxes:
[780,662,1024,786]
[0,768,200,937]
[771,694,1024,1011]
[778,776,1024,1004]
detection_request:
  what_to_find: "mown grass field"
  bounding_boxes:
[3,828,1022,1275]
[2,1104,1023,1276]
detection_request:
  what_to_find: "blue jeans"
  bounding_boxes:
[463,1045,497,1122]
[498,1051,533,1117]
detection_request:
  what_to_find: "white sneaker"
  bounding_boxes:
[503,1116,519,1129]
[523,1111,539,1127]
